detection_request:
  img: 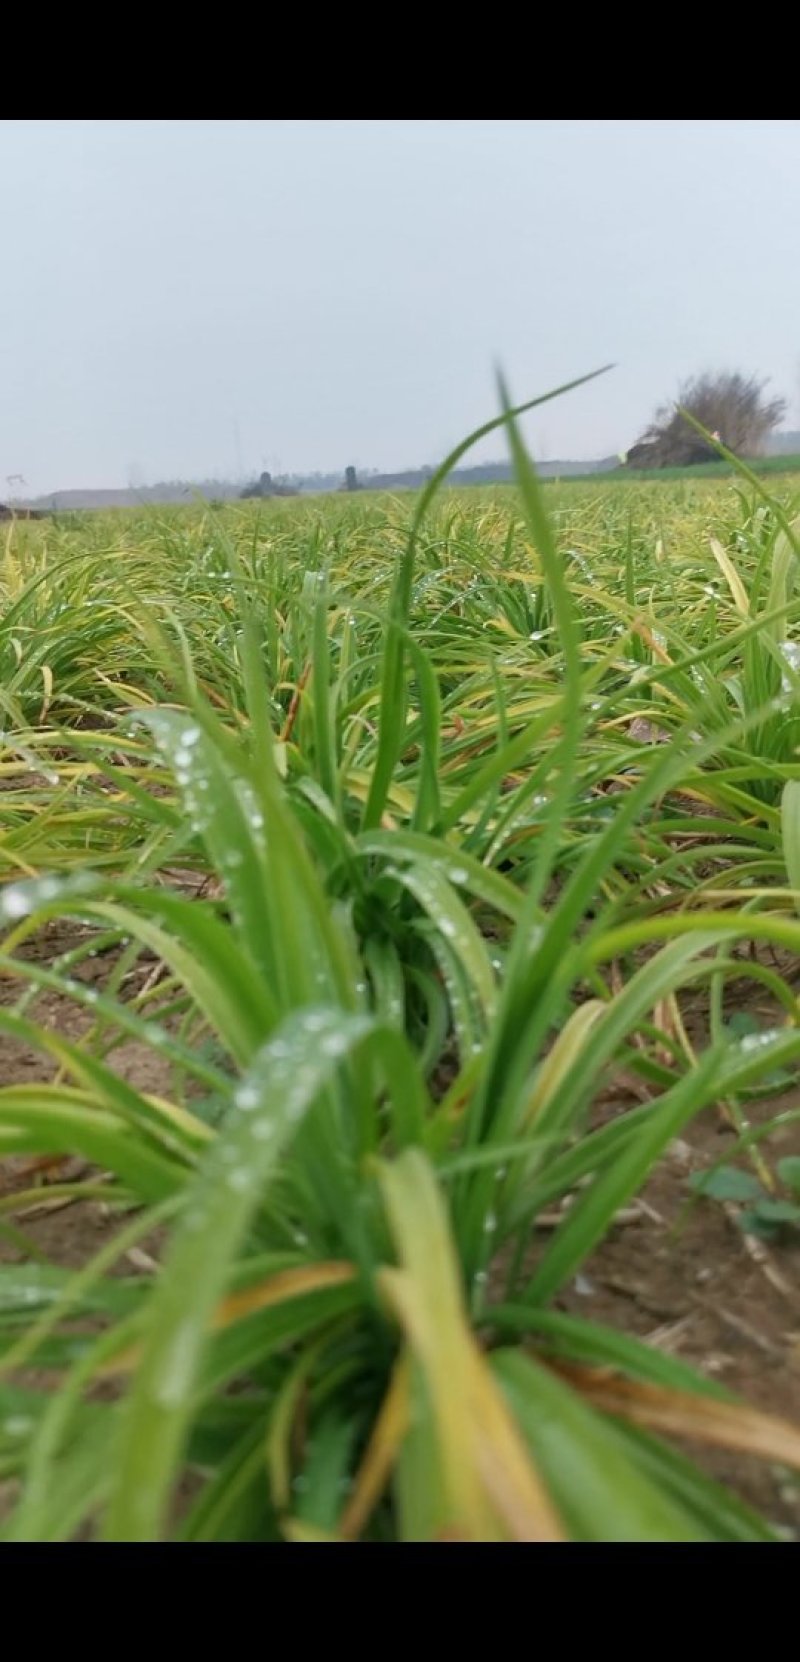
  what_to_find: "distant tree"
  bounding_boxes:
[239,471,298,500]
[628,371,787,468]
[344,466,361,492]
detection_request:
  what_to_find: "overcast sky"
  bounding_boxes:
[1,119,798,493]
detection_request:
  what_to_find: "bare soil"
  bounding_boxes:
[559,1091,800,1532]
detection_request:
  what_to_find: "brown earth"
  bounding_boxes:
[557,1094,800,1533]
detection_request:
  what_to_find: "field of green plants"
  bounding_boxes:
[1,392,800,1542]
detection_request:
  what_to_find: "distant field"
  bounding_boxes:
[2,460,800,1542]
[2,471,783,735]
[566,453,800,484]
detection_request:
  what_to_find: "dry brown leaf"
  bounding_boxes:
[338,1354,410,1541]
[212,1260,355,1328]
[100,1260,356,1377]
[550,1360,800,1468]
